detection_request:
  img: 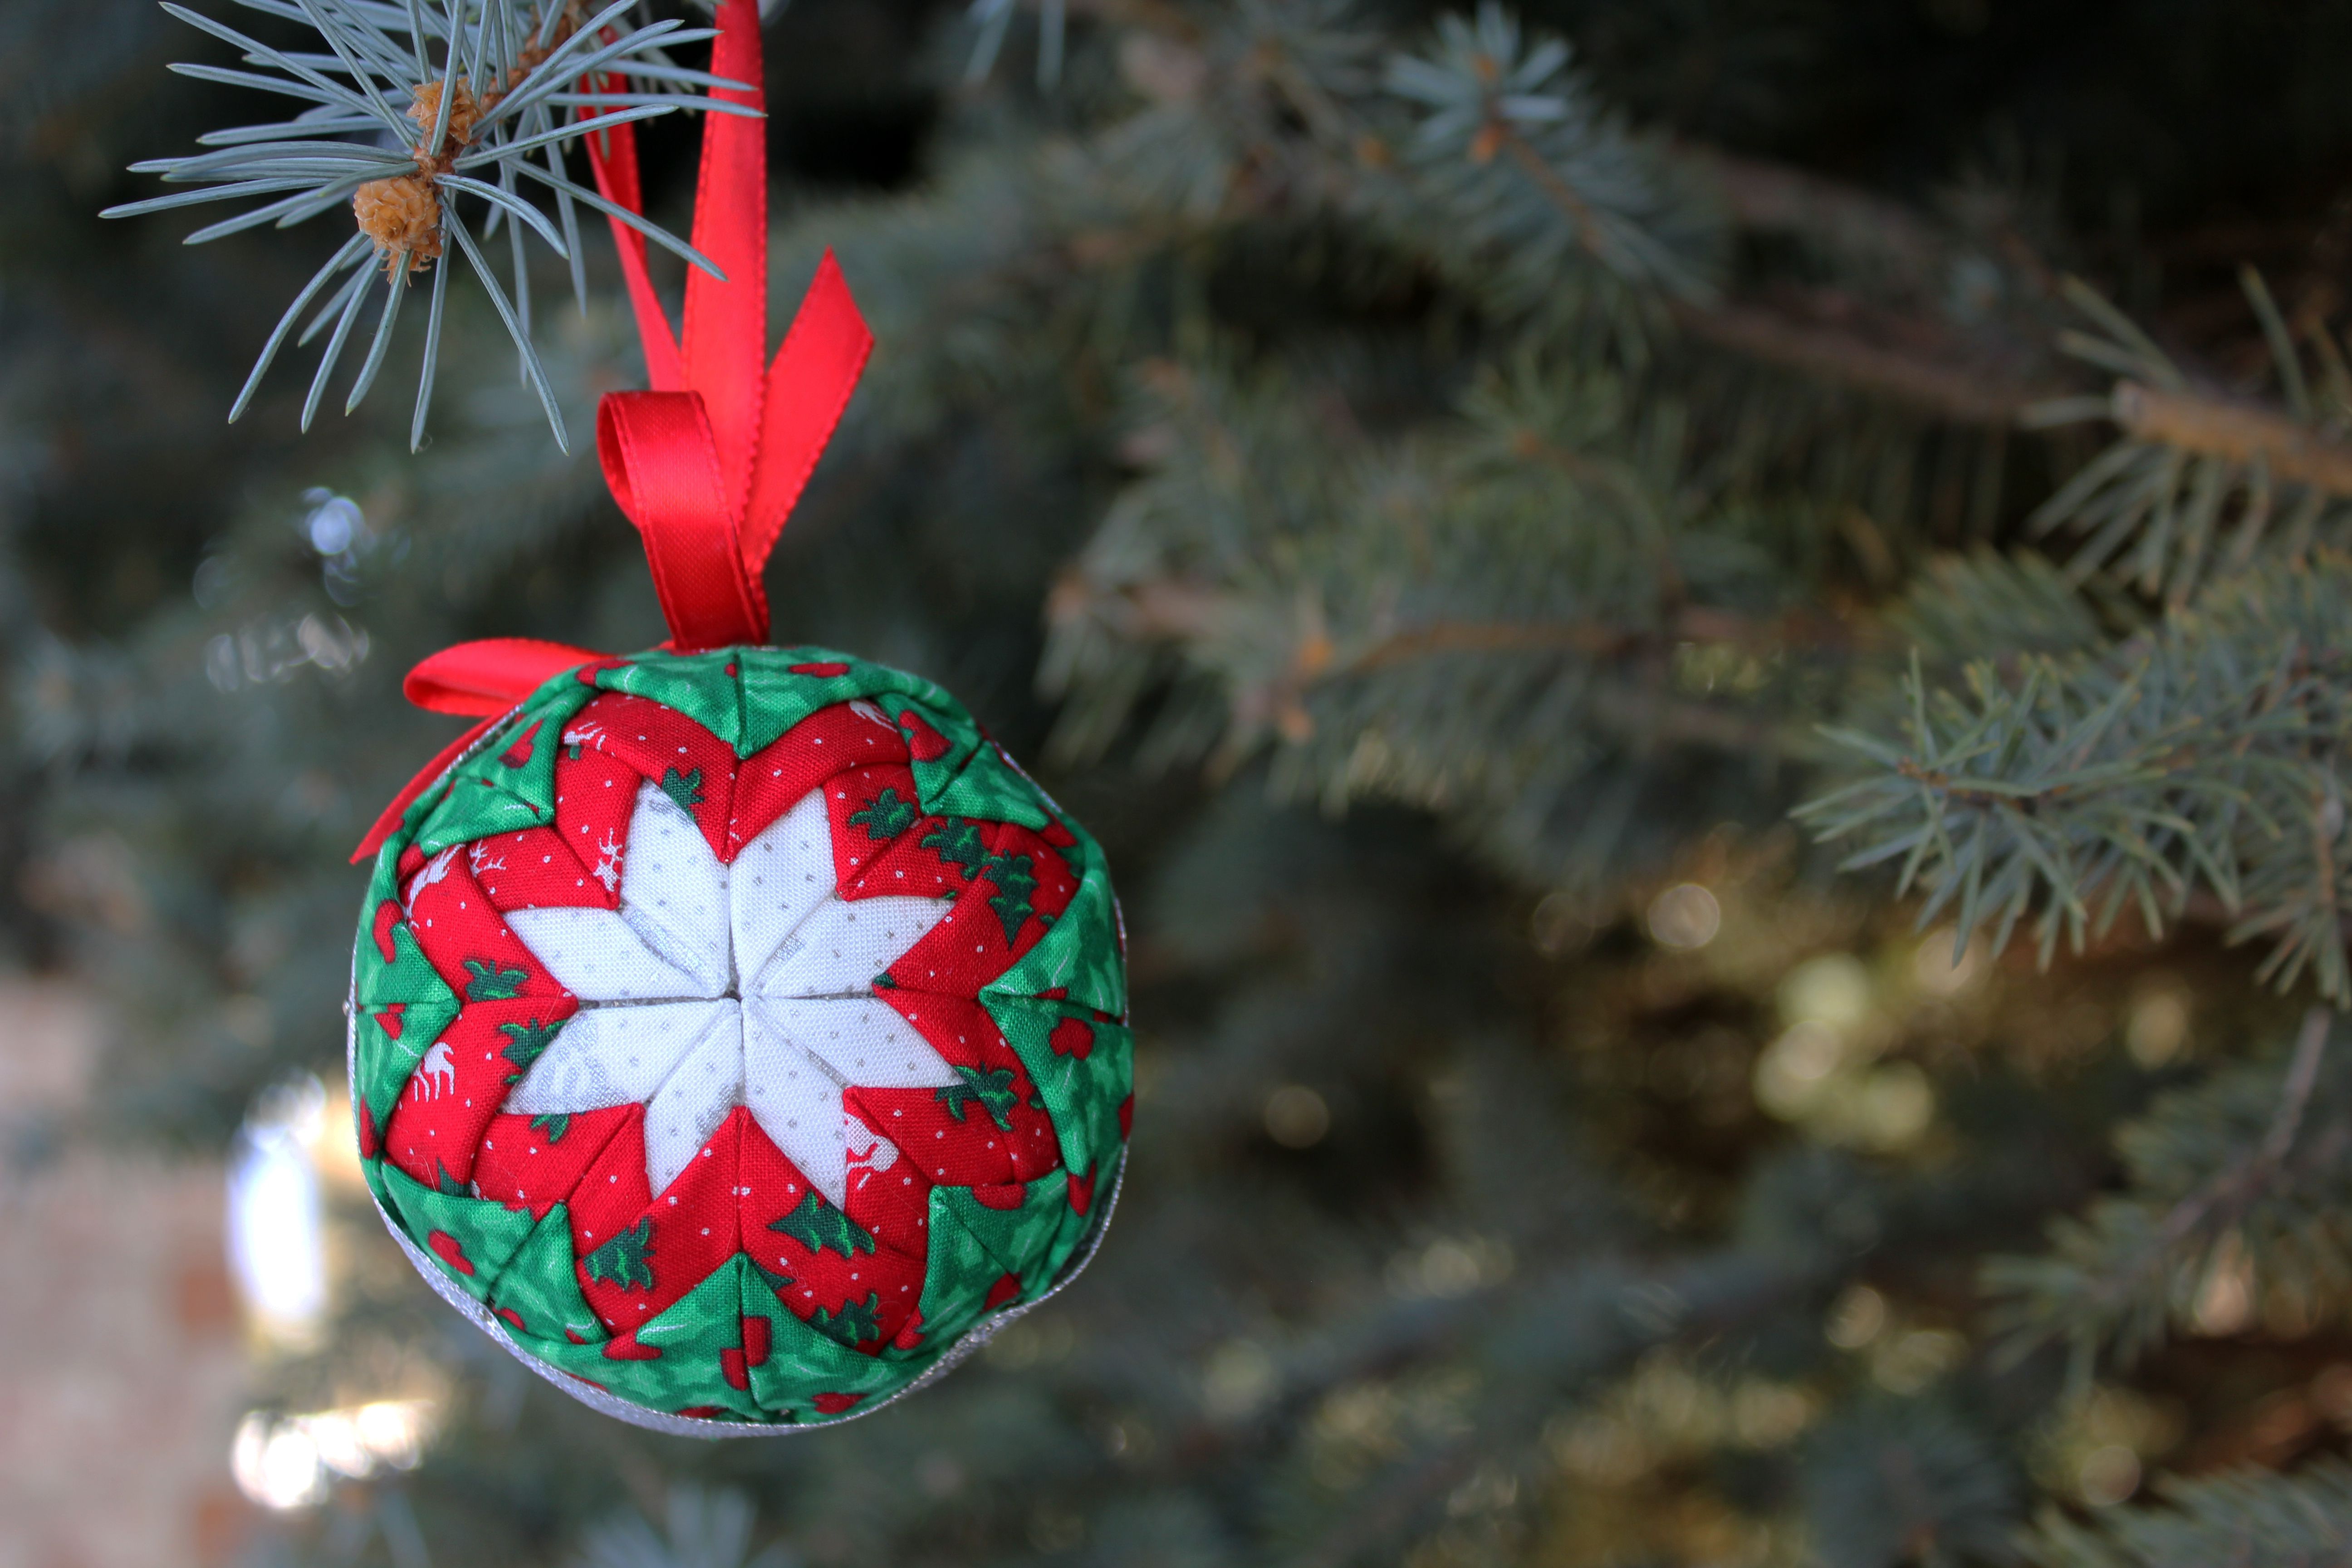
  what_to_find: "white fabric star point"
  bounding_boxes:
[502,784,958,1203]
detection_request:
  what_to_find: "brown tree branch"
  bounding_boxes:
[2110,381,2352,496]
[2081,1004,2335,1318]
[1051,577,1809,755]
[1689,149,1950,280]
[1676,300,2050,425]
[1337,605,1851,674]
[1055,576,1852,667]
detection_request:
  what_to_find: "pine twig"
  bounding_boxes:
[1064,578,1848,669]
[1801,552,2352,995]
[105,0,745,445]
[2123,1004,2329,1273]
[2024,275,2352,598]
[1985,1006,2346,1375]
[2111,381,2352,496]
[1679,299,2049,426]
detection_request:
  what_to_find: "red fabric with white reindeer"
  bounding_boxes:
[351,652,1130,1426]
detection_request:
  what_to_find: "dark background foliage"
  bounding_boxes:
[17,1,2352,1564]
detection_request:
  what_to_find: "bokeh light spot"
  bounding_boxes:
[1647,884,1721,950]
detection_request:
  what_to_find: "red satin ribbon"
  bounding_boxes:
[401,637,611,716]
[353,639,608,861]
[353,0,872,863]
[585,0,871,650]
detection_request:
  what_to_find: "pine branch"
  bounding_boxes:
[2109,379,2352,494]
[2024,274,2352,602]
[1677,296,2048,426]
[814,0,2043,593]
[1827,551,2134,803]
[1073,578,1844,668]
[103,0,746,447]
[2022,1459,2352,1568]
[1041,352,1827,885]
[1271,1245,1826,1568]
[1374,3,1725,308]
[1985,1007,2349,1373]
[1800,1400,2022,1568]
[1095,5,2066,431]
[955,2,2065,475]
[1878,550,2125,671]
[1798,552,2352,995]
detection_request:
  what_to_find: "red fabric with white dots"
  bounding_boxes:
[379,695,1075,1352]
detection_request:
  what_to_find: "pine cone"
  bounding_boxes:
[352,174,442,271]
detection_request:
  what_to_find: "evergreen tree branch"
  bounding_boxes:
[1878,550,2127,672]
[1068,579,1847,667]
[1678,298,2050,426]
[2025,275,2352,600]
[2022,1459,2352,1568]
[1043,352,1827,884]
[1326,10,2067,424]
[1369,4,1727,308]
[984,2,2068,456]
[104,0,739,444]
[1986,1008,2352,1373]
[1280,1247,1826,1568]
[1799,553,2352,994]
[1802,1400,2023,1568]
[2108,379,2352,495]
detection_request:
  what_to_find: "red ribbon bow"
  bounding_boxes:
[353,0,871,862]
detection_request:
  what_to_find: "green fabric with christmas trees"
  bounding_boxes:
[350,646,1129,1428]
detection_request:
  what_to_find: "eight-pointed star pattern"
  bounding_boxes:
[372,685,1087,1356]
[357,659,1127,1421]
[500,779,957,1204]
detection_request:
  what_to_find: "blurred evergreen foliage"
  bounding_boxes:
[20,0,2352,1564]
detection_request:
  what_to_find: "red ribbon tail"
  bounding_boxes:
[583,93,683,391]
[351,718,496,865]
[351,639,606,863]
[742,251,874,575]
[402,637,608,716]
[597,392,768,649]
[360,0,877,869]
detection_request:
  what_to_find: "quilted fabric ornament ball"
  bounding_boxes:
[348,646,1130,1432]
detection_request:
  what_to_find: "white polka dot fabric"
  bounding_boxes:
[504,781,960,1201]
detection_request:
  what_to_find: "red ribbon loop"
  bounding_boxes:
[583,0,872,652]
[356,639,607,861]
[403,637,606,716]
[597,391,765,648]
[356,0,873,862]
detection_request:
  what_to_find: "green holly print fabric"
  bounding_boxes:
[349,647,1130,1430]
